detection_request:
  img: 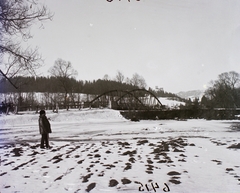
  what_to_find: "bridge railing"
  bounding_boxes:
[89,89,163,110]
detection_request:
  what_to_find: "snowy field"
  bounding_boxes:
[0,109,240,193]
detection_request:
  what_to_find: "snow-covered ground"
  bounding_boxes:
[158,97,184,108]
[0,109,239,193]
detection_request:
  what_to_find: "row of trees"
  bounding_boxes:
[1,58,179,96]
[1,56,183,112]
[203,71,240,108]
[1,71,240,117]
[0,76,141,94]
[180,71,240,110]
[1,70,240,110]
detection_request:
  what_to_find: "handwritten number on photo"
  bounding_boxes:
[139,182,169,192]
[151,182,160,192]
[145,184,150,191]
[163,183,170,192]
[139,183,144,191]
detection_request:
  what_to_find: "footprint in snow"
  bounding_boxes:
[167,171,181,184]
[86,182,96,192]
[109,179,119,187]
[121,178,132,184]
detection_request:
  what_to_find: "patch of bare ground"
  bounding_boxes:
[228,143,240,149]
[109,179,119,187]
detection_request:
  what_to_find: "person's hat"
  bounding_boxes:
[39,110,46,115]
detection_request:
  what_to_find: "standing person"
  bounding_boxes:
[38,110,52,149]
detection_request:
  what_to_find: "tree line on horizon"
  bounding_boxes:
[1,70,240,109]
[1,58,240,111]
[0,75,179,98]
[0,71,240,117]
[202,71,240,109]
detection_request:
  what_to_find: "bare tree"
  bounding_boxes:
[48,59,78,108]
[218,71,240,90]
[131,73,147,89]
[125,77,131,85]
[49,59,78,78]
[115,70,125,83]
[205,71,240,108]
[0,0,53,78]
[103,74,110,80]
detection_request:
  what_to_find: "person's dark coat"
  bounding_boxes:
[39,114,52,134]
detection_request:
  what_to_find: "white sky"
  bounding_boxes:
[28,0,240,93]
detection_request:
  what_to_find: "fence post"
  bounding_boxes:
[14,105,18,114]
[56,103,59,113]
[6,106,9,115]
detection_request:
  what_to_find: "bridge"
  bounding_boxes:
[89,89,163,110]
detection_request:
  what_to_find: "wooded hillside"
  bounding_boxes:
[0,76,179,98]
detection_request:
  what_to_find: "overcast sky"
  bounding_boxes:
[28,0,240,93]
